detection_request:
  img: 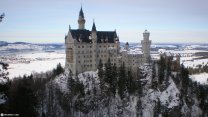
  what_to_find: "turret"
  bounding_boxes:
[78,6,85,30]
[65,24,75,74]
[143,29,150,40]
[91,21,97,43]
[125,42,129,50]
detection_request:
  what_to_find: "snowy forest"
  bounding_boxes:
[0,56,208,117]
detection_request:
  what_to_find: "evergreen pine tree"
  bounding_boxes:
[127,70,137,95]
[118,62,127,99]
[111,64,117,96]
[98,59,104,92]
[151,62,157,89]
[158,56,165,84]
[180,64,189,94]
[9,76,38,117]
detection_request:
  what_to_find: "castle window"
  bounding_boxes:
[104,45,106,48]
[99,45,101,48]
[78,61,80,63]
[78,56,80,58]
[78,51,80,54]
[90,46,92,48]
[78,46,80,48]
[82,46,84,48]
[84,56,85,58]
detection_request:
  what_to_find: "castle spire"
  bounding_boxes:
[78,5,85,30]
[92,19,96,31]
[79,5,84,18]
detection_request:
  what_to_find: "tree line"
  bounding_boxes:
[0,63,64,117]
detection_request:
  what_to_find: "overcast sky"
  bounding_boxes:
[0,0,208,43]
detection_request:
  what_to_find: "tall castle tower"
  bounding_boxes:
[78,6,85,30]
[91,21,98,71]
[65,24,76,74]
[141,30,151,63]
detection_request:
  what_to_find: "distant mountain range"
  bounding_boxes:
[0,41,64,46]
[0,41,207,52]
[0,41,65,55]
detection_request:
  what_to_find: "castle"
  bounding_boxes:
[65,7,152,75]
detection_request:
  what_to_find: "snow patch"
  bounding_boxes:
[190,73,208,85]
[160,78,180,108]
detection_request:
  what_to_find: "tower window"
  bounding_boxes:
[82,46,84,48]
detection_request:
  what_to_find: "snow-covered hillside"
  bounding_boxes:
[0,43,44,51]
[45,64,204,117]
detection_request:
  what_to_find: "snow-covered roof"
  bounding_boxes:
[127,49,143,55]
[108,47,117,50]
[121,47,143,55]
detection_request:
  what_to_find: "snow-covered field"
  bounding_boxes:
[182,58,208,69]
[4,51,65,78]
[181,57,208,84]
[190,73,208,85]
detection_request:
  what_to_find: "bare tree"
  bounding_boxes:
[0,13,5,22]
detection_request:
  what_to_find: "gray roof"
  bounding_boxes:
[70,29,118,43]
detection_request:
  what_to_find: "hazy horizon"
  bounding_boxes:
[0,0,208,43]
[1,40,208,45]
